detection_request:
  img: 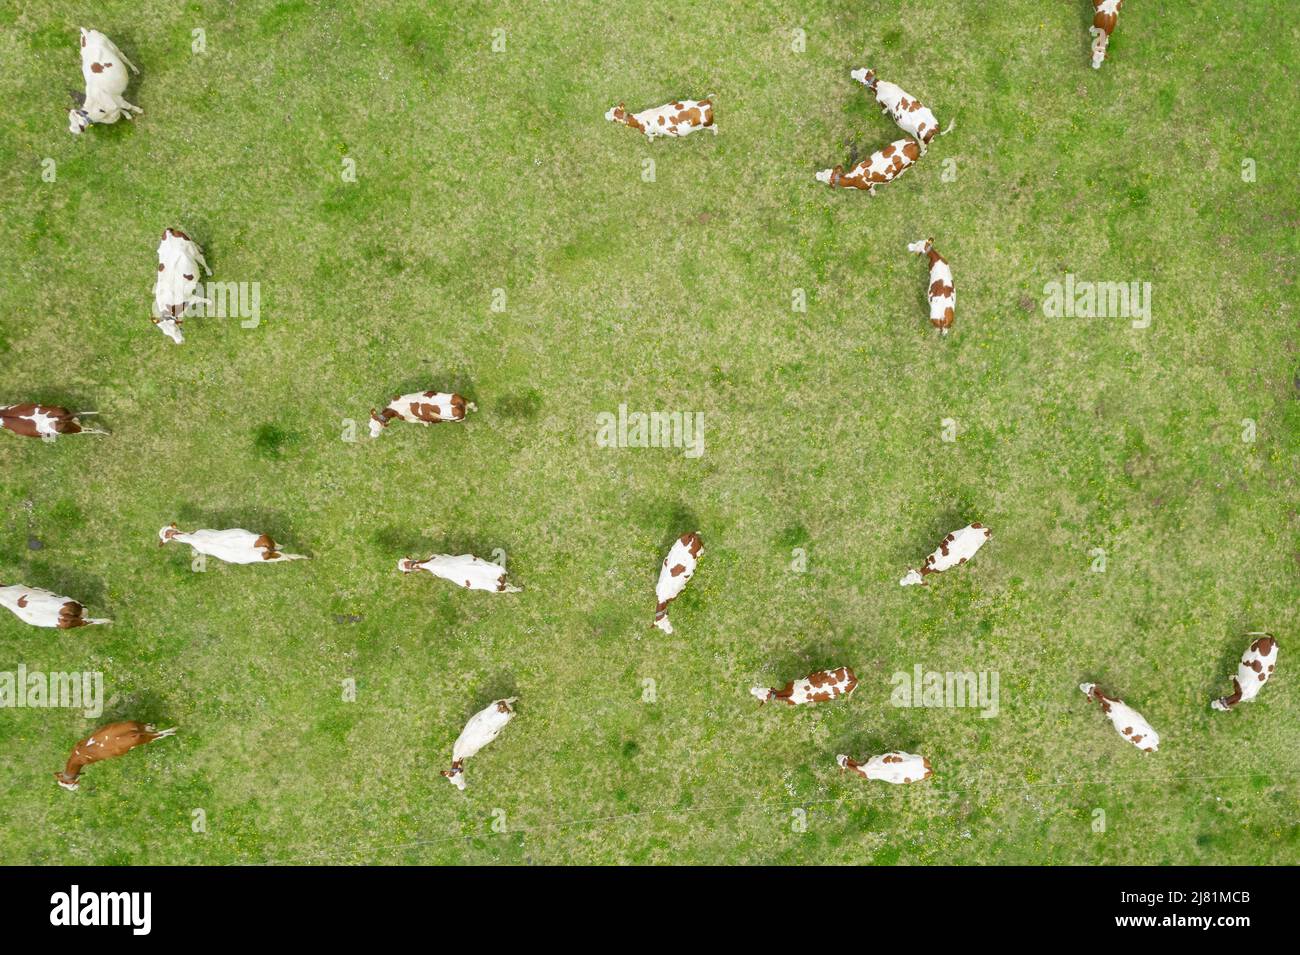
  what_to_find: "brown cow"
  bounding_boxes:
[1,404,105,440]
[55,721,176,790]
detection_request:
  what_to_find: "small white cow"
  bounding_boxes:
[158,524,308,563]
[605,98,716,140]
[815,139,921,195]
[751,666,858,705]
[369,391,476,438]
[398,554,520,593]
[0,584,110,629]
[1212,633,1279,711]
[837,751,933,784]
[1090,1,1124,69]
[1080,683,1159,752]
[152,228,211,344]
[900,523,990,586]
[653,532,703,633]
[907,238,955,334]
[442,698,517,790]
[1,404,106,440]
[69,28,141,134]
[850,69,948,153]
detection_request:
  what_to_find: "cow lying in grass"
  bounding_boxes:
[837,751,933,784]
[900,523,990,586]
[152,228,211,344]
[68,28,141,134]
[850,68,948,153]
[1212,633,1278,711]
[158,524,308,563]
[55,722,175,791]
[605,98,716,140]
[0,584,110,629]
[1080,682,1159,752]
[816,139,921,195]
[1,404,105,440]
[1090,1,1124,69]
[369,391,475,438]
[751,667,858,705]
[653,532,702,633]
[907,238,955,334]
[442,698,516,790]
[398,554,520,592]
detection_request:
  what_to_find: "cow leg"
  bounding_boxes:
[194,250,212,275]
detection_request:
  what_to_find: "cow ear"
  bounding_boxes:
[151,317,159,324]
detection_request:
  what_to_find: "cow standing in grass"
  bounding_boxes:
[605,98,716,140]
[900,523,990,586]
[68,28,141,134]
[653,532,702,633]
[751,666,858,705]
[907,238,955,334]
[1212,633,1279,711]
[442,698,516,790]
[1080,682,1159,751]
[55,722,175,790]
[0,584,110,629]
[837,751,933,784]
[849,69,947,153]
[1090,1,1124,69]
[398,554,519,592]
[815,139,921,195]
[0,404,105,440]
[152,228,211,344]
[369,391,475,438]
[158,524,308,563]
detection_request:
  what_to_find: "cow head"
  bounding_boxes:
[68,108,91,134]
[152,315,184,344]
[815,165,844,187]
[604,103,628,124]
[397,557,420,573]
[835,754,852,772]
[899,568,925,586]
[850,68,877,89]
[368,409,388,438]
[54,771,80,791]
[158,523,180,546]
[907,238,934,255]
[441,764,467,790]
[749,686,775,703]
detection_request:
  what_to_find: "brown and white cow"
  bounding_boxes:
[159,524,308,564]
[152,228,212,344]
[0,584,110,629]
[1090,1,1124,69]
[369,391,476,438]
[837,751,933,784]
[907,238,955,334]
[653,532,702,633]
[900,523,990,586]
[605,98,716,140]
[0,404,106,440]
[750,666,858,705]
[1212,633,1279,711]
[815,139,921,195]
[68,28,141,134]
[442,698,516,791]
[849,69,949,154]
[55,721,175,790]
[1079,682,1159,752]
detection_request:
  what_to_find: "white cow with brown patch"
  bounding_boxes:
[158,524,308,563]
[837,751,933,784]
[152,228,211,344]
[442,698,516,790]
[68,28,141,134]
[605,98,716,140]
[815,139,921,195]
[653,532,702,633]
[900,523,990,586]
[369,391,475,438]
[1,404,106,440]
[850,69,947,153]
[0,584,110,629]
[751,666,858,705]
[1090,1,1124,69]
[1080,682,1159,752]
[907,238,955,334]
[1212,633,1279,711]
[398,554,520,593]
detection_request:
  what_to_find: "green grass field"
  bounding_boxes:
[1,0,1297,865]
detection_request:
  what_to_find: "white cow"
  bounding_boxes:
[837,751,933,784]
[900,523,990,586]
[369,391,475,438]
[442,698,517,790]
[0,584,110,629]
[653,532,703,633]
[1080,683,1159,752]
[398,554,520,593]
[158,524,308,563]
[152,228,212,344]
[69,28,141,134]
[1212,633,1279,711]
[907,238,955,334]
[605,98,716,140]
[850,69,947,153]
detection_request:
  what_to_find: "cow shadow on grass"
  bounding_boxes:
[372,526,506,564]
[99,687,174,727]
[466,670,518,713]
[17,561,109,612]
[763,638,859,689]
[1207,626,1267,700]
[656,502,702,556]
[16,386,111,432]
[164,506,311,556]
[376,371,478,407]
[890,502,980,568]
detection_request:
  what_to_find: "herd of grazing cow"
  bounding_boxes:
[4,5,1280,797]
